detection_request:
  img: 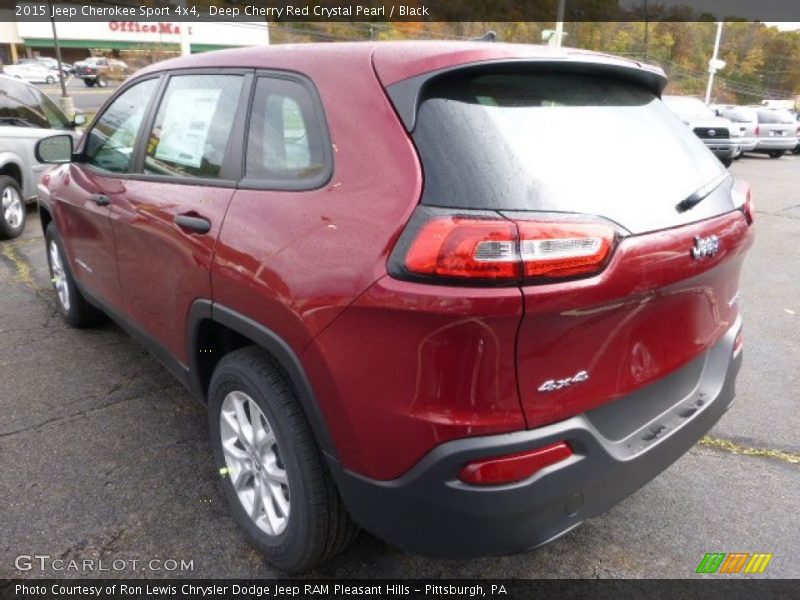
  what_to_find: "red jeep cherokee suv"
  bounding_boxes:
[35,42,754,571]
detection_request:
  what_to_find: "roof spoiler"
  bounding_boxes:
[386,57,668,132]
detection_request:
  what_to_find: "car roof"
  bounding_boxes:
[135,40,666,88]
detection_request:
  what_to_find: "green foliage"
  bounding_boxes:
[268,21,800,102]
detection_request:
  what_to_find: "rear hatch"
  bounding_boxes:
[756,108,796,140]
[387,63,754,427]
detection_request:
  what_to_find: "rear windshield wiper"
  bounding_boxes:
[675,172,730,213]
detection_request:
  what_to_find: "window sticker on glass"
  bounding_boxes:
[144,74,243,179]
[153,88,221,169]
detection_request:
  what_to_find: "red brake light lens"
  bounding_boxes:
[404,217,520,280]
[459,441,573,485]
[397,212,616,284]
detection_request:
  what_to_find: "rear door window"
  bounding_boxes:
[243,76,331,189]
[413,71,731,234]
[144,73,244,179]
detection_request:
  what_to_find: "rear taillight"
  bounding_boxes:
[517,221,614,279]
[733,180,754,226]
[744,193,754,225]
[459,441,573,485]
[755,125,760,136]
[405,217,520,280]
[391,208,616,285]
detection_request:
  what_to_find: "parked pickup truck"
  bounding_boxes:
[73,57,129,88]
[664,95,740,167]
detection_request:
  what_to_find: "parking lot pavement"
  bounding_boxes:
[38,78,117,112]
[0,155,798,579]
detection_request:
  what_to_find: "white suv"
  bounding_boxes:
[0,75,84,238]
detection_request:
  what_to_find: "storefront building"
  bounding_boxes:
[1,20,269,65]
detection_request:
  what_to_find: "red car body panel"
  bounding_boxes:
[48,166,122,309]
[517,211,753,427]
[111,179,235,363]
[212,49,422,354]
[370,41,650,87]
[302,279,526,479]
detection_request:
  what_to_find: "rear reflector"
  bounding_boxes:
[396,212,615,284]
[458,441,573,485]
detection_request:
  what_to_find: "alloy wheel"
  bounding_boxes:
[2,186,24,231]
[49,240,70,311]
[220,391,290,536]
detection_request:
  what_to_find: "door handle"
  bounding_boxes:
[175,214,211,234]
[92,194,110,206]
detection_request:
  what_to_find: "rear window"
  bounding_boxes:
[756,109,794,124]
[0,78,70,130]
[413,71,731,234]
[719,107,757,123]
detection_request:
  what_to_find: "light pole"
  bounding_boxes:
[705,21,725,105]
[643,0,649,61]
[47,0,74,119]
[554,0,566,47]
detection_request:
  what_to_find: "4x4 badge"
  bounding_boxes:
[538,370,589,393]
[692,235,721,259]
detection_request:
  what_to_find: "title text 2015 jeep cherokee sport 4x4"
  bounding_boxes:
[35,42,754,572]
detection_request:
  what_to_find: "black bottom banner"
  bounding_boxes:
[1,579,798,600]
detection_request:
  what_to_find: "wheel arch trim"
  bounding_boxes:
[187,300,340,461]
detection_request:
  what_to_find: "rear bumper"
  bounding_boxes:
[737,138,758,152]
[336,319,742,558]
[755,138,797,151]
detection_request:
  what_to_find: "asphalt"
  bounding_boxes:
[0,154,798,579]
[37,78,118,113]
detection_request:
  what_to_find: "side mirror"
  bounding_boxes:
[35,134,74,164]
[73,112,87,127]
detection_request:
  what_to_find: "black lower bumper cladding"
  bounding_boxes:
[335,320,743,558]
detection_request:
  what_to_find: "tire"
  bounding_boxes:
[0,176,26,240]
[45,75,55,84]
[720,157,732,168]
[95,76,107,88]
[44,223,106,327]
[208,348,359,572]
[83,79,95,87]
[793,146,800,155]
[768,150,784,159]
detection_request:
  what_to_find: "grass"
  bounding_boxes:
[700,435,800,465]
